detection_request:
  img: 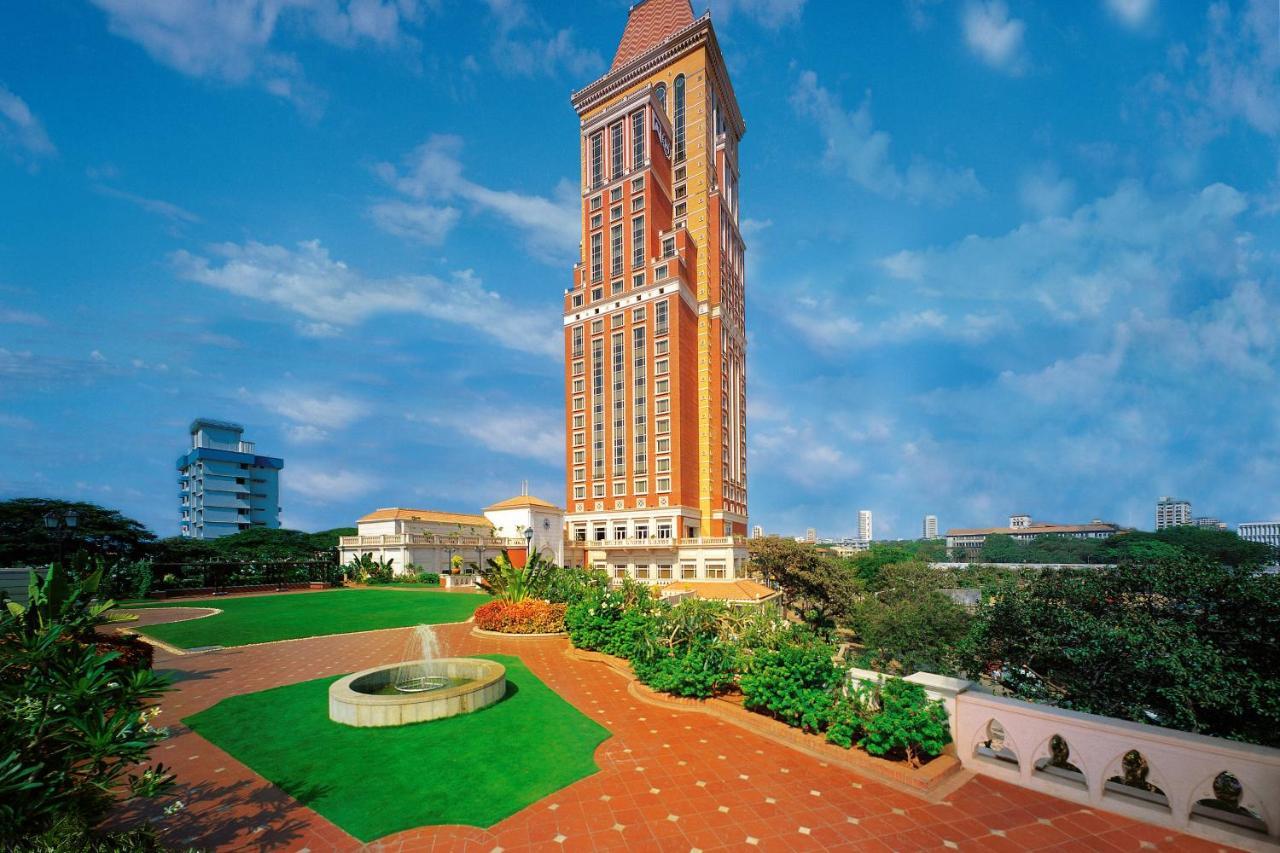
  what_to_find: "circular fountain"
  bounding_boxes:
[328,625,506,727]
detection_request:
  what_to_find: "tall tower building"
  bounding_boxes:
[1156,496,1192,530]
[564,0,748,585]
[858,510,873,543]
[923,514,938,539]
[178,419,282,539]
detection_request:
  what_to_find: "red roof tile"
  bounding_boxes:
[611,0,695,71]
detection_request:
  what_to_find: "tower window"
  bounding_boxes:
[590,131,604,188]
[610,121,624,180]
[631,109,645,168]
[673,74,686,162]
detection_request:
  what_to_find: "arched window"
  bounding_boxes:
[654,83,667,111]
[673,74,686,161]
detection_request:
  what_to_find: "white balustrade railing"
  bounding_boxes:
[338,535,526,548]
[954,688,1280,849]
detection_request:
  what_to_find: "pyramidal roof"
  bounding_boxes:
[611,0,696,71]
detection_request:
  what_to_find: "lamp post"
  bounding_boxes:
[524,526,534,562]
[42,508,80,565]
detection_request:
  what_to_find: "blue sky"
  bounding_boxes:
[1,0,1278,540]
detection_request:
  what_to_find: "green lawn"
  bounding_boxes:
[183,655,609,841]
[130,588,486,649]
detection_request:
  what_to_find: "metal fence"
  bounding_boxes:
[148,559,341,595]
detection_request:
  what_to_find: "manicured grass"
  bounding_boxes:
[183,655,609,841]
[132,589,486,649]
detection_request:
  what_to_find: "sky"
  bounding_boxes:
[1,0,1278,540]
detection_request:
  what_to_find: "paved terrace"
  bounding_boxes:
[115,606,1234,852]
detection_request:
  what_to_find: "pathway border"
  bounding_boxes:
[567,645,968,798]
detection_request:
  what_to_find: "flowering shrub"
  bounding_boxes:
[474,599,567,634]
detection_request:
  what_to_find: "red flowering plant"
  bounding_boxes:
[474,599,567,634]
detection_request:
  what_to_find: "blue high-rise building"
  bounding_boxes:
[178,418,283,538]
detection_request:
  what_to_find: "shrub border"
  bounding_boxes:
[566,646,966,796]
[471,627,569,639]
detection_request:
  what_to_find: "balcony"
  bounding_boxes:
[338,534,527,549]
[567,536,747,550]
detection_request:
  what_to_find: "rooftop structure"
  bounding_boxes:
[177,418,282,539]
[946,514,1123,556]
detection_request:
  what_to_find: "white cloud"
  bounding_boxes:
[482,0,601,78]
[790,71,983,205]
[373,134,578,260]
[172,238,561,357]
[962,1,1027,73]
[784,296,1003,353]
[708,0,806,28]
[878,250,925,282]
[367,199,459,246]
[0,306,48,326]
[249,388,367,430]
[410,405,564,466]
[1197,0,1280,137]
[1018,163,1077,218]
[0,83,55,164]
[93,184,201,224]
[879,181,1250,321]
[88,0,427,111]
[1104,0,1156,28]
[288,465,380,502]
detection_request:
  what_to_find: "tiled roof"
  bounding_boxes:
[611,0,695,71]
[946,522,1121,537]
[357,507,493,527]
[483,495,563,512]
[661,579,779,603]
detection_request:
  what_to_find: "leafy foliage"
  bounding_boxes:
[858,678,951,767]
[824,680,878,749]
[474,600,567,633]
[630,636,737,698]
[740,637,843,732]
[0,499,155,567]
[345,553,395,584]
[478,549,555,603]
[960,556,1280,746]
[747,537,861,628]
[150,527,353,564]
[0,564,177,843]
[852,561,970,674]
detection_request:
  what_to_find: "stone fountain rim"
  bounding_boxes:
[329,657,506,708]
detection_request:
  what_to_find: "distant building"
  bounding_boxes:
[832,541,869,557]
[858,510,873,543]
[178,418,282,539]
[1156,496,1192,530]
[804,527,817,543]
[946,514,1123,557]
[1238,521,1280,551]
[751,525,763,539]
[1192,517,1227,530]
[923,514,939,539]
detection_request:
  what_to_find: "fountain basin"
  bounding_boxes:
[328,658,506,728]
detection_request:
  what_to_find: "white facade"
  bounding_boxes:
[923,514,939,539]
[178,418,282,539]
[1239,521,1280,552]
[337,496,566,574]
[1156,496,1192,530]
[858,510,873,543]
[751,524,763,539]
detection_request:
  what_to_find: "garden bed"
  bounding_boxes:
[568,646,963,794]
[146,581,327,599]
[471,626,568,639]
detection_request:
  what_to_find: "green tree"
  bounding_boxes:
[853,561,970,674]
[0,499,155,567]
[1104,528,1273,568]
[960,555,1280,746]
[747,537,861,628]
[149,526,353,564]
[844,542,916,586]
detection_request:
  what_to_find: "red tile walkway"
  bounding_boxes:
[113,607,1233,852]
